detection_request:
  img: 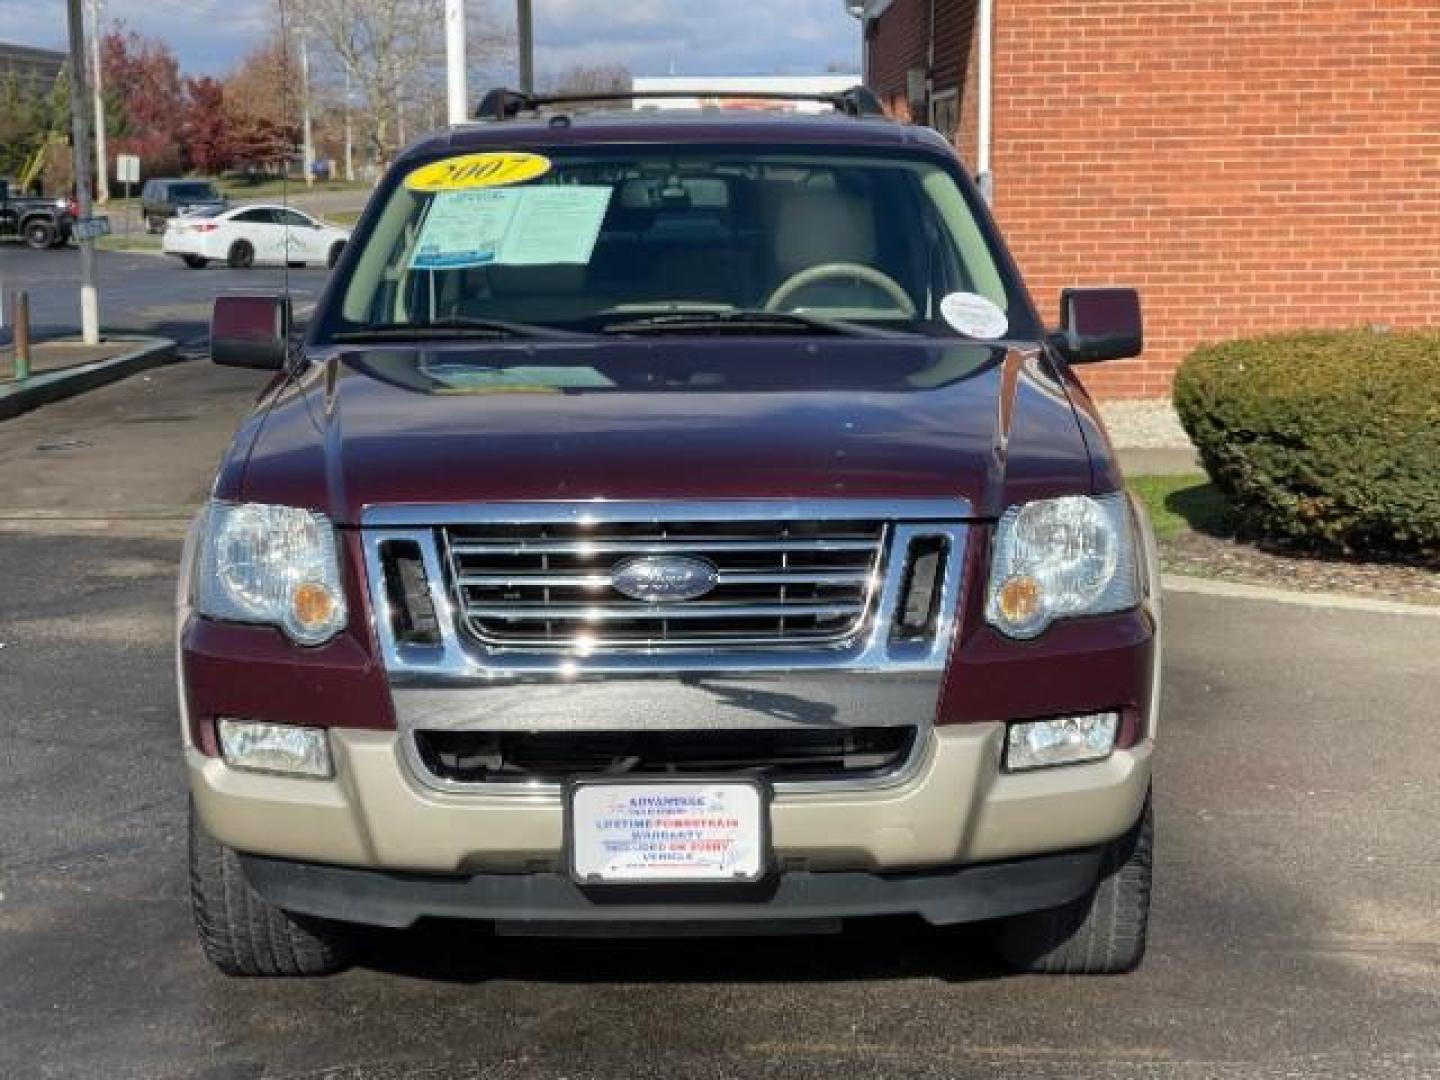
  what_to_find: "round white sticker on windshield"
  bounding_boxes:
[940,292,1008,339]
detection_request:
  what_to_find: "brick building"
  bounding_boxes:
[851,0,1440,398]
[0,41,66,98]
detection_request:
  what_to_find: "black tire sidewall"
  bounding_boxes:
[327,241,345,269]
[24,220,55,249]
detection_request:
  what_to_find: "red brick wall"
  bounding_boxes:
[992,0,1440,398]
[869,0,1440,399]
[954,9,982,167]
[868,0,930,119]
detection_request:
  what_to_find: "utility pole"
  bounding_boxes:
[300,34,314,187]
[65,0,101,344]
[445,0,468,125]
[517,0,534,93]
[344,68,355,182]
[88,0,108,204]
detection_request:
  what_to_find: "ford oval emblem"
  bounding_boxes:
[611,555,719,603]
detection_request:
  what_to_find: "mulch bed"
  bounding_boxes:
[1159,532,1440,607]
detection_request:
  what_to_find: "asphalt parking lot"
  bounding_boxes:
[1,363,1438,1079]
[0,246,329,344]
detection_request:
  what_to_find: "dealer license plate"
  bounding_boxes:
[569,780,768,884]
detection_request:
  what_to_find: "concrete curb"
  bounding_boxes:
[0,336,179,422]
[1162,572,1440,618]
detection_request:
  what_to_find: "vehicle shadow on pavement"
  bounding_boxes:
[357,917,1012,984]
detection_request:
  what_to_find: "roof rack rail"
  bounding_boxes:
[473,85,888,122]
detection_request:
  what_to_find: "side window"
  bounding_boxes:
[232,209,276,225]
[275,209,313,228]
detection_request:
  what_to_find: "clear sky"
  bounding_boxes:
[0,0,861,81]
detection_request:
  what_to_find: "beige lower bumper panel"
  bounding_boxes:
[190,724,1152,875]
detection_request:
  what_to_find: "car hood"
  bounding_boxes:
[224,339,1097,524]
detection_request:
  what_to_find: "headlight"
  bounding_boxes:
[194,501,348,645]
[985,493,1138,639]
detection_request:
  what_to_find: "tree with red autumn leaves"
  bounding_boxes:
[182,76,234,174]
[101,27,186,175]
[100,26,297,177]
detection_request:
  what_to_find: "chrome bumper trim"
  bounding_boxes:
[359,501,971,797]
[363,498,973,528]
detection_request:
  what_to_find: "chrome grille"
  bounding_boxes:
[443,518,886,650]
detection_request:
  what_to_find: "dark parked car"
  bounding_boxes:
[182,87,1159,978]
[140,177,227,233]
[0,177,73,249]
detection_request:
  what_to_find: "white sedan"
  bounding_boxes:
[162,204,350,270]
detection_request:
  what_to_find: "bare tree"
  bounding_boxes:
[291,0,507,165]
[541,63,633,97]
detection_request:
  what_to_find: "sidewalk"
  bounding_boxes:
[0,336,179,421]
[2,339,140,381]
[1099,398,1200,476]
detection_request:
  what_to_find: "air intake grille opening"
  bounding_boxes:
[892,535,950,643]
[443,518,886,650]
[379,539,441,646]
[415,727,917,785]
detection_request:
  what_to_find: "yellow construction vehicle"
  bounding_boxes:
[18,132,67,195]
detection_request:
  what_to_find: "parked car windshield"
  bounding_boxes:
[322,146,1037,342]
[171,182,220,201]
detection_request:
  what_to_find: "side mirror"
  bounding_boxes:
[1052,287,1143,363]
[211,294,292,370]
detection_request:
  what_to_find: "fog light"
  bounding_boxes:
[1005,712,1118,772]
[218,720,333,779]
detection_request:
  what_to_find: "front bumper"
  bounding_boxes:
[188,725,1153,875]
[238,841,1108,932]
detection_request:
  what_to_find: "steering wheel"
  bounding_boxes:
[764,262,917,318]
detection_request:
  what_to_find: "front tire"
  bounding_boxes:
[996,797,1153,975]
[227,239,254,269]
[188,802,357,976]
[23,219,55,250]
[182,254,208,269]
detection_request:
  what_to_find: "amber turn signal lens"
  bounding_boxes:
[292,581,338,630]
[995,574,1043,627]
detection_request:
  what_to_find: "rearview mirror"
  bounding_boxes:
[211,295,292,370]
[1052,287,1142,364]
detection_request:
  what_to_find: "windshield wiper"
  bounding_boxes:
[333,317,590,342]
[600,310,896,338]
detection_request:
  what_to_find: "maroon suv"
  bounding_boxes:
[180,88,1158,977]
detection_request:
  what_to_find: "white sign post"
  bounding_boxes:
[116,154,140,235]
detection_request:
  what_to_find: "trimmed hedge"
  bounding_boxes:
[1173,328,1440,561]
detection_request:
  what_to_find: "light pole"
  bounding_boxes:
[445,0,468,124]
[88,0,108,204]
[517,0,534,93]
[65,0,101,344]
[300,34,314,187]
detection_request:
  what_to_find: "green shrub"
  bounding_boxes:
[1173,328,1440,561]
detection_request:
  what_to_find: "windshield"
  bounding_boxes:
[320,145,1038,342]
[172,183,220,201]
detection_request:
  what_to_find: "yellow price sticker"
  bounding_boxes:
[403,152,552,193]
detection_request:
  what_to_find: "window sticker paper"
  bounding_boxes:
[410,186,612,271]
